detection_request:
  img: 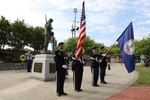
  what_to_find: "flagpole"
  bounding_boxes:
[99,40,117,61]
[100,39,119,61]
[105,40,117,55]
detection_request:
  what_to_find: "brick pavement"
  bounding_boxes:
[107,86,150,100]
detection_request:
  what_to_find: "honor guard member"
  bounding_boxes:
[54,42,67,96]
[72,54,85,92]
[99,46,108,84]
[91,46,99,87]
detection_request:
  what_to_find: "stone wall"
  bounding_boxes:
[0,63,26,70]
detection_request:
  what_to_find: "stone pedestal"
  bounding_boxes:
[30,54,56,81]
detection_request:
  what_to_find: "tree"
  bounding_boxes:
[10,19,30,50]
[135,35,150,55]
[83,36,102,55]
[109,44,121,57]
[64,37,77,53]
[64,36,103,55]
[29,27,44,52]
[0,16,11,49]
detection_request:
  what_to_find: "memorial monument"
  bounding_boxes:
[30,16,56,81]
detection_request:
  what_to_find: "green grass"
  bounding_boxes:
[133,65,150,86]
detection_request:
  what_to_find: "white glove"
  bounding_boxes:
[62,65,67,69]
[102,54,106,56]
[99,60,102,62]
[83,61,85,64]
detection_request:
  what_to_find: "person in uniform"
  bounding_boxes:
[54,42,67,96]
[91,46,99,87]
[72,54,85,92]
[99,46,108,84]
[25,50,33,72]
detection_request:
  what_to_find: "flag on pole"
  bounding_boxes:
[75,1,86,59]
[117,22,135,73]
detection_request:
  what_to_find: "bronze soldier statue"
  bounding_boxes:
[43,16,54,53]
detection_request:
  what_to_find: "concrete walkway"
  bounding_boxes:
[0,63,138,100]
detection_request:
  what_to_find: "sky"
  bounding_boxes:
[0,0,150,47]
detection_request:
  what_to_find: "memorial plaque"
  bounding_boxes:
[34,63,43,73]
[49,63,56,73]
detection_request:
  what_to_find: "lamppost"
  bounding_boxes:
[71,8,79,38]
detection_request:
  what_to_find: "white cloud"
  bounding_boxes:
[54,30,71,42]
[96,38,115,46]
[0,0,44,25]
[132,0,150,17]
[46,0,72,10]
[86,0,126,15]
[145,20,150,24]
[137,20,150,25]
[135,27,150,40]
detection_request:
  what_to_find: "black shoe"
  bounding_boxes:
[79,89,83,91]
[75,89,80,92]
[92,84,99,87]
[101,81,107,84]
[56,93,61,97]
[95,84,99,86]
[61,92,67,95]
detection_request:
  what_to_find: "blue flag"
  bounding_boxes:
[117,22,135,73]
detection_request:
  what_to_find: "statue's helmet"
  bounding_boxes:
[49,18,53,22]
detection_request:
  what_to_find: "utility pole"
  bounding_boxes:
[74,8,77,37]
[71,8,79,38]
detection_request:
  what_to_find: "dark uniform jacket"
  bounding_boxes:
[72,55,84,72]
[91,52,99,68]
[99,52,108,66]
[54,49,66,71]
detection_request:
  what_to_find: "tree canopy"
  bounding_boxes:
[134,35,150,55]
[64,36,103,55]
[0,16,44,52]
[0,16,11,49]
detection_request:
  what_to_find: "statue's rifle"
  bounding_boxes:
[45,15,48,23]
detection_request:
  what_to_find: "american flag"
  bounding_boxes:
[75,1,86,59]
